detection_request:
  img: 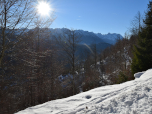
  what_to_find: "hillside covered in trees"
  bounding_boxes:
[1,0,152,114]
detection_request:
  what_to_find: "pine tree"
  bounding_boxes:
[117,71,128,84]
[131,1,152,75]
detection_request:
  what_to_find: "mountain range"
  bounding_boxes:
[2,27,123,54]
[45,28,123,55]
[1,27,123,46]
[48,28,123,45]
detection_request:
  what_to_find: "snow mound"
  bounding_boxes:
[134,71,145,79]
[16,69,152,114]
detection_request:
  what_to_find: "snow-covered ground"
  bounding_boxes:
[16,69,152,114]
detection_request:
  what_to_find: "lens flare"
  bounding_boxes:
[36,1,51,16]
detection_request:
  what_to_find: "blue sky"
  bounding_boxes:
[50,0,150,36]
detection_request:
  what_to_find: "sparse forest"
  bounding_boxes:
[0,0,152,114]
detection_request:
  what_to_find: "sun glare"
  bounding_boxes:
[37,1,51,16]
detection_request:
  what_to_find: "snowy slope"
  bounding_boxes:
[16,69,152,114]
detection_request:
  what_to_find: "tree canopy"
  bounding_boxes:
[131,1,152,74]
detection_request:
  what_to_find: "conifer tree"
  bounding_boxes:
[131,1,152,75]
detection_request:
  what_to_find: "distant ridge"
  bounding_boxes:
[48,28,123,45]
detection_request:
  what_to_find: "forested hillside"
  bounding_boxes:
[1,1,152,114]
[0,23,137,114]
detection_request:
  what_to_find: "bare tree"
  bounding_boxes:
[56,29,81,95]
[130,11,143,35]
[0,0,33,68]
[0,1,56,112]
[0,0,55,68]
[91,43,98,68]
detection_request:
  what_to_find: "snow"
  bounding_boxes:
[134,71,146,79]
[16,69,152,114]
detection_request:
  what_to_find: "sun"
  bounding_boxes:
[36,1,51,16]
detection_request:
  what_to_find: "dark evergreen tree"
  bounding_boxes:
[131,1,152,75]
[117,71,128,84]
